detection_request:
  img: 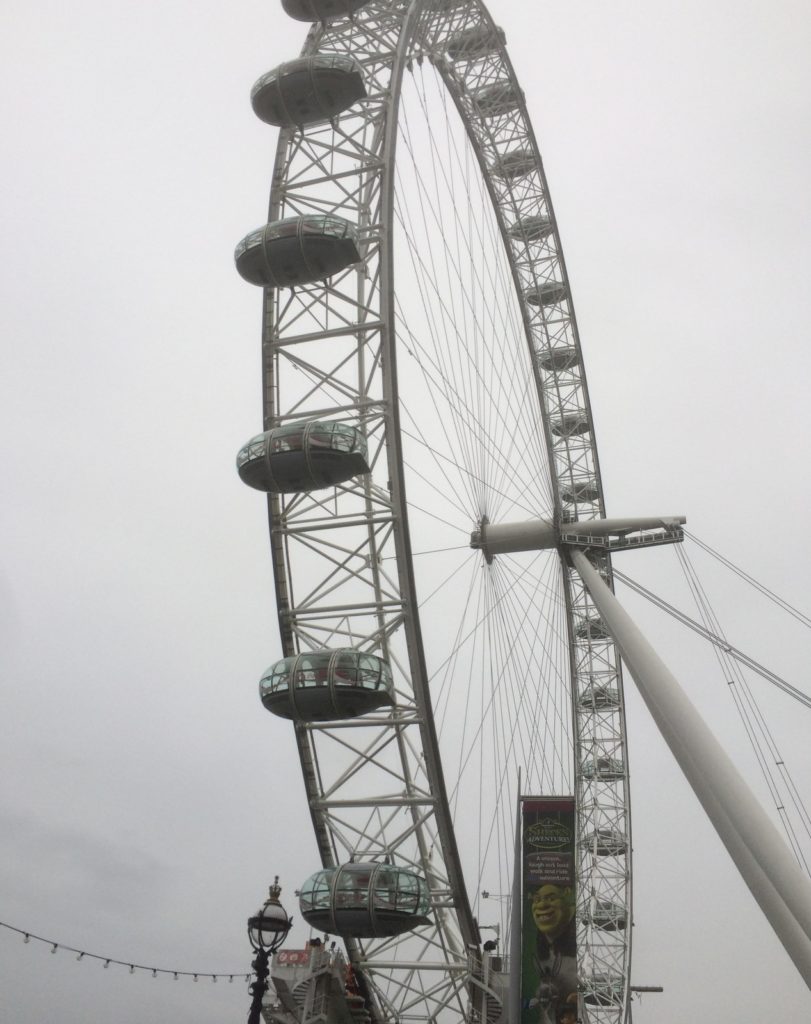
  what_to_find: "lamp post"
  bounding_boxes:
[247,877,292,1024]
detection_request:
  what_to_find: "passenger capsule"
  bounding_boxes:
[446,25,505,61]
[550,412,590,437]
[585,899,627,932]
[260,649,394,722]
[251,56,366,127]
[489,147,535,181]
[236,421,369,493]
[583,974,623,1006]
[560,480,599,504]
[473,82,522,119]
[582,828,627,857]
[578,684,619,710]
[508,214,554,242]
[525,281,567,307]
[282,0,372,21]
[581,756,624,781]
[575,617,610,641]
[299,864,431,937]
[235,215,360,288]
[537,346,577,372]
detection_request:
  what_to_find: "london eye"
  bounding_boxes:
[233,2,811,1023]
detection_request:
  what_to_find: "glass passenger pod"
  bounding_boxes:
[525,281,567,307]
[578,684,620,710]
[251,55,366,128]
[473,81,523,119]
[581,756,625,781]
[489,146,536,182]
[299,864,431,937]
[234,215,360,288]
[537,345,578,372]
[575,616,610,642]
[282,0,372,22]
[583,974,623,1006]
[560,479,599,504]
[259,649,394,722]
[236,421,370,493]
[550,411,590,437]
[585,899,628,932]
[582,828,627,857]
[508,214,554,242]
[445,24,506,61]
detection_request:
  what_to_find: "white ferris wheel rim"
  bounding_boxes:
[251,1,632,1021]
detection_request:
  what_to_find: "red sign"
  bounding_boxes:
[276,949,312,966]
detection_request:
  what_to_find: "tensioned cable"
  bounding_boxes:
[673,544,811,871]
[467,553,570,934]
[500,553,573,785]
[416,546,478,610]
[675,547,807,865]
[615,562,811,870]
[419,68,547,515]
[0,920,250,982]
[398,418,548,524]
[395,317,548,521]
[685,530,811,630]
[447,552,570,802]
[394,74,550,519]
[391,35,590,964]
[391,209,546,521]
[395,97,485,511]
[410,65,504,495]
[611,568,811,710]
[381,545,467,560]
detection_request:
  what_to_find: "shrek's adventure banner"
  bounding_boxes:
[520,797,578,1024]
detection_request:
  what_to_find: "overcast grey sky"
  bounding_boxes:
[1,1,810,1021]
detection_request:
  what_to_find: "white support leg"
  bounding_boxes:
[571,548,811,988]
[700,772,811,988]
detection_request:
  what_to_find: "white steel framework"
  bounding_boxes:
[244,2,633,1022]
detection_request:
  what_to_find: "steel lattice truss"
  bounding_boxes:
[251,2,632,1022]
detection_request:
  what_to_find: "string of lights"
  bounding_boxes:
[0,919,251,983]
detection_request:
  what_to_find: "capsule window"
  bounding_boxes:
[332,651,359,686]
[296,654,328,688]
[268,428,298,453]
[335,867,370,907]
[300,871,331,913]
[358,654,382,689]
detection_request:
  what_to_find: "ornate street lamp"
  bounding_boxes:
[247,877,292,1024]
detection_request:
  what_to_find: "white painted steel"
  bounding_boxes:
[571,548,811,989]
[247,2,635,1022]
[472,515,686,557]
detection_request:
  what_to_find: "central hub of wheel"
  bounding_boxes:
[469,516,558,563]
[470,516,687,561]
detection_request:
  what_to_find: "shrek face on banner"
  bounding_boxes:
[531,883,575,939]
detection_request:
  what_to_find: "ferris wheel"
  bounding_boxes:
[235,1,643,1022]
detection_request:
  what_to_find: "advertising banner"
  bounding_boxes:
[520,797,578,1024]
